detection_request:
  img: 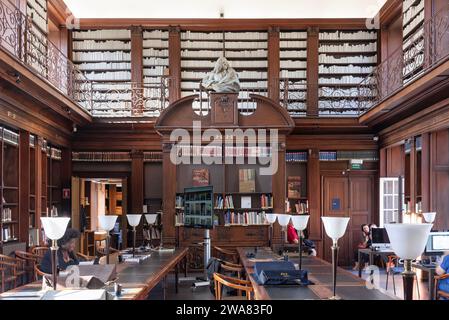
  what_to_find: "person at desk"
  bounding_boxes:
[436,252,449,295]
[41,228,81,274]
[353,224,371,271]
[287,221,317,256]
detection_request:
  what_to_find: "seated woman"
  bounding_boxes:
[41,228,81,274]
[436,252,449,296]
[287,222,317,256]
[353,224,371,271]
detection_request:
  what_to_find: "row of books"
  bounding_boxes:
[403,28,424,50]
[181,41,267,49]
[260,194,273,208]
[0,127,19,145]
[288,202,309,214]
[280,51,307,59]
[280,70,307,79]
[181,81,267,90]
[72,152,132,162]
[73,30,131,40]
[91,83,132,91]
[27,5,47,33]
[143,152,163,162]
[318,76,366,84]
[78,62,132,71]
[143,48,169,57]
[286,152,308,162]
[319,65,374,74]
[143,30,169,39]
[319,43,377,53]
[224,211,268,225]
[319,54,377,65]
[403,0,424,27]
[143,67,166,76]
[280,32,307,39]
[181,31,268,41]
[143,57,169,65]
[319,151,338,161]
[404,11,425,38]
[73,51,131,62]
[404,0,421,12]
[280,60,307,69]
[143,39,169,48]
[73,40,131,51]
[27,0,47,19]
[84,71,132,81]
[319,31,377,41]
[181,49,267,58]
[175,146,272,158]
[181,70,267,80]
[1,208,13,222]
[1,226,16,242]
[50,148,62,160]
[181,60,268,68]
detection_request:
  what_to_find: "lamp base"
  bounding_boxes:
[328,295,342,300]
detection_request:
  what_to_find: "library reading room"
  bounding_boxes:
[0,0,449,304]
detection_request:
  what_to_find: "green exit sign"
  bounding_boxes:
[350,159,363,170]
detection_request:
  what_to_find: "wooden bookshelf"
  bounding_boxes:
[318,30,377,116]
[286,151,308,214]
[0,126,20,246]
[72,29,132,116]
[402,0,425,83]
[46,146,62,215]
[279,30,308,116]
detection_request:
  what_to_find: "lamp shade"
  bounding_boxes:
[385,223,433,260]
[127,214,141,227]
[291,215,310,231]
[321,217,350,241]
[145,214,157,224]
[265,213,278,224]
[277,214,291,227]
[422,212,436,223]
[40,217,70,240]
[98,215,118,231]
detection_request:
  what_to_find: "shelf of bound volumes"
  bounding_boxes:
[318,150,379,161]
[72,151,132,162]
[72,29,132,116]
[142,29,170,111]
[286,151,308,163]
[279,30,308,116]
[0,126,20,245]
[402,0,425,83]
[318,30,377,116]
[180,31,268,112]
[26,0,48,77]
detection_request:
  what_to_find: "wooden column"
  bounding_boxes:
[35,137,44,235]
[307,148,321,242]
[130,150,144,214]
[379,147,387,177]
[168,26,181,103]
[162,142,177,246]
[19,130,30,243]
[409,138,416,212]
[131,26,144,115]
[271,136,286,248]
[307,27,319,117]
[421,133,431,212]
[61,148,72,217]
[267,27,280,101]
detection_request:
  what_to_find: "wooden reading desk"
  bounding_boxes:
[237,247,397,300]
[0,248,188,300]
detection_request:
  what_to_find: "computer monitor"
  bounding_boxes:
[371,228,390,247]
[425,232,449,256]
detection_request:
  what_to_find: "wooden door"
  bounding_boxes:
[322,175,373,266]
[322,176,350,264]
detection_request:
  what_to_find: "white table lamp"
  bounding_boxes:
[321,216,350,300]
[422,212,436,224]
[145,214,157,248]
[277,214,291,255]
[385,223,433,300]
[291,215,310,270]
[265,213,278,248]
[127,214,142,257]
[40,217,70,290]
[98,215,118,264]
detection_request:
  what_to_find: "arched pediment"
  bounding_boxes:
[155,93,295,135]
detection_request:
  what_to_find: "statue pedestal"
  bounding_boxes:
[210,93,239,127]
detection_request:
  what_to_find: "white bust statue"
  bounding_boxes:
[201,57,240,93]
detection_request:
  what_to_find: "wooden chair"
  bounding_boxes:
[0,255,21,293]
[213,273,253,300]
[385,255,420,299]
[213,246,239,264]
[75,252,94,261]
[220,261,245,279]
[31,246,49,263]
[434,274,449,300]
[14,251,38,283]
[96,246,119,256]
[34,264,51,281]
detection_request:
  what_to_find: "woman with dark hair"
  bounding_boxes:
[352,224,371,271]
[41,228,81,274]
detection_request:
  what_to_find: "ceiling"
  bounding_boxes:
[63,0,387,19]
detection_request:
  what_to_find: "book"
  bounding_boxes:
[287,176,302,198]
[241,196,252,209]
[192,169,209,186]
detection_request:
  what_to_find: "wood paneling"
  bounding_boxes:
[168,26,181,102]
[19,130,30,243]
[131,150,144,214]
[267,27,280,101]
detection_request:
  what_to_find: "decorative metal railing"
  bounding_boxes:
[358,5,449,113]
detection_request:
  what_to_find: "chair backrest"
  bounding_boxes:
[213,273,253,300]
[31,246,49,260]
[34,264,50,279]
[213,246,239,264]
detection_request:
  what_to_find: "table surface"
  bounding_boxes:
[0,248,188,300]
[237,247,398,300]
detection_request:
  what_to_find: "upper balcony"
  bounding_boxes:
[1,0,447,128]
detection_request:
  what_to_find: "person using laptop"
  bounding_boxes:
[436,251,449,296]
